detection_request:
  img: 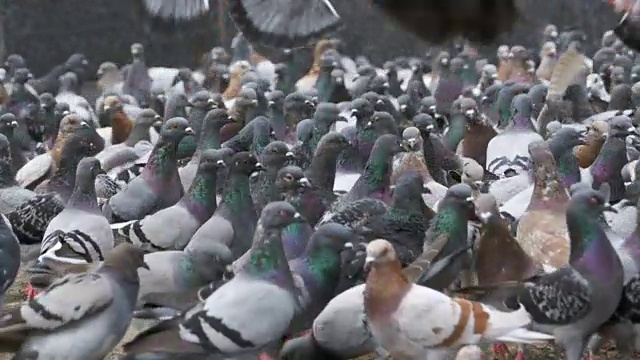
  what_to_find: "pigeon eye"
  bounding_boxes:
[284,174,294,182]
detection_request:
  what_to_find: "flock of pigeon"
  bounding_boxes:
[5,8,640,360]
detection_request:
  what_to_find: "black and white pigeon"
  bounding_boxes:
[38,157,114,267]
[0,243,148,359]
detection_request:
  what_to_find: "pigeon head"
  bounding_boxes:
[509,94,533,128]
[497,45,510,60]
[204,109,235,132]
[59,114,89,135]
[528,84,548,114]
[368,76,389,95]
[174,68,194,84]
[320,53,339,70]
[475,193,499,222]
[259,201,302,229]
[480,64,498,81]
[130,43,144,57]
[231,151,263,176]
[397,95,413,116]
[609,115,637,138]
[75,157,103,187]
[39,93,56,110]
[261,141,292,169]
[13,68,32,84]
[393,171,430,202]
[284,92,315,118]
[103,95,123,114]
[275,165,309,192]
[372,133,406,157]
[419,96,437,116]
[309,223,357,255]
[255,78,270,94]
[412,113,436,133]
[402,127,423,151]
[567,187,613,224]
[65,53,88,70]
[384,60,397,74]
[135,109,162,128]
[301,88,319,105]
[96,62,118,78]
[314,102,341,126]
[544,24,558,41]
[315,132,349,154]
[102,243,149,279]
[0,113,18,137]
[61,129,104,161]
[331,68,345,84]
[160,117,194,141]
[361,92,381,109]
[611,66,627,84]
[4,54,25,73]
[266,90,285,109]
[548,127,586,153]
[197,149,228,173]
[350,98,374,121]
[453,97,480,123]
[237,87,258,106]
[54,102,71,118]
[188,91,216,110]
[364,239,397,267]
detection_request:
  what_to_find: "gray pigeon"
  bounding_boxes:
[113,149,226,252]
[0,133,35,214]
[121,201,303,358]
[0,213,20,307]
[0,243,148,359]
[190,151,263,259]
[38,157,114,267]
[103,117,194,222]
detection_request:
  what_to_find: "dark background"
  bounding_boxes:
[0,0,622,76]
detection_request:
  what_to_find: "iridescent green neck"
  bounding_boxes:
[307,246,341,283]
[142,139,178,181]
[222,171,252,213]
[430,205,466,235]
[181,169,218,223]
[364,150,391,190]
[246,229,289,278]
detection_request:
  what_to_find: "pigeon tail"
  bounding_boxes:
[477,303,547,343]
[492,327,554,344]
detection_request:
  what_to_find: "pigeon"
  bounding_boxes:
[0,113,29,172]
[0,243,148,359]
[94,108,159,174]
[363,239,552,360]
[37,157,114,269]
[122,201,303,358]
[548,127,586,189]
[479,188,624,360]
[332,133,406,211]
[590,115,636,204]
[295,132,349,227]
[113,148,227,252]
[0,133,35,214]
[190,151,263,259]
[392,126,448,208]
[0,213,20,308]
[103,117,194,222]
[251,141,295,214]
[180,109,234,191]
[420,183,478,289]
[486,94,543,178]
[6,129,103,244]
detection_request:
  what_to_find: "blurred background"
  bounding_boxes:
[0,0,621,76]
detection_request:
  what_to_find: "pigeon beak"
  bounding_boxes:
[383,82,389,88]
[216,159,227,167]
[293,212,303,220]
[80,121,89,128]
[407,138,416,149]
[426,124,435,131]
[466,196,474,203]
[465,109,476,118]
[350,109,358,116]
[268,100,275,106]
[251,100,258,105]
[422,184,431,194]
[285,151,295,159]
[153,120,163,127]
[365,121,373,129]
[40,103,46,109]
[400,104,407,111]
[185,127,194,135]
[628,126,639,136]
[429,105,436,112]
[304,100,315,107]
[254,162,265,172]
[376,99,384,105]
[10,121,17,127]
[550,31,558,38]
[82,59,88,66]
[62,110,70,116]
[298,177,311,187]
[227,115,236,122]
[603,203,618,214]
[96,69,103,77]
[141,261,150,270]
[207,99,215,105]
[103,105,111,111]
[479,211,492,223]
